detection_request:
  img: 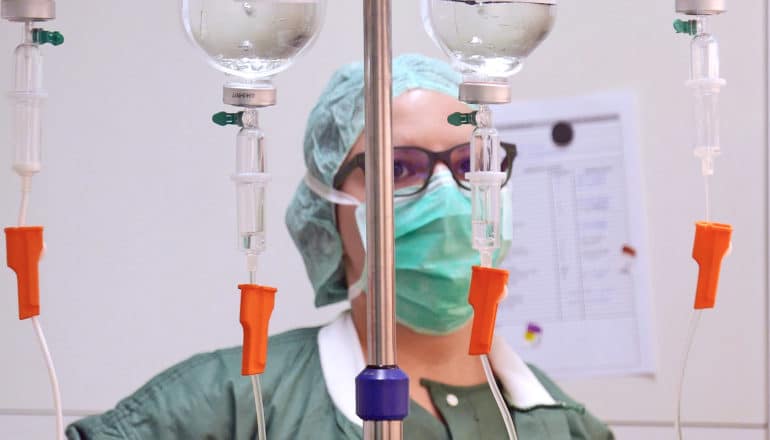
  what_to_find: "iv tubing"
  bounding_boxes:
[31,316,64,440]
[480,251,493,268]
[674,311,702,440]
[18,176,31,227]
[251,374,267,440]
[481,354,517,440]
[675,174,711,440]
[17,178,64,440]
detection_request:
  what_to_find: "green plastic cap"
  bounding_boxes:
[33,29,64,46]
[447,111,478,127]
[212,111,243,127]
[673,19,698,36]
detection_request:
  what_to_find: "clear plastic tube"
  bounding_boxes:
[481,354,517,440]
[10,23,46,177]
[675,127,714,440]
[233,109,268,259]
[18,175,31,227]
[250,375,267,440]
[31,317,64,440]
[675,311,702,440]
[469,105,505,256]
[688,18,724,177]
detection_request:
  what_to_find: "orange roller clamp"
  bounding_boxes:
[692,221,733,309]
[5,226,44,320]
[238,284,277,376]
[468,266,509,355]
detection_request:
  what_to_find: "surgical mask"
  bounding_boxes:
[305,169,513,335]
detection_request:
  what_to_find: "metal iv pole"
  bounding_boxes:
[357,0,409,439]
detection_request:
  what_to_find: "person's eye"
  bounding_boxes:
[393,160,412,180]
[458,158,471,174]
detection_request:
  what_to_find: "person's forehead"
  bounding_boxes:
[346,90,472,155]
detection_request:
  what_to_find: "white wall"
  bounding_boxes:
[0,0,766,439]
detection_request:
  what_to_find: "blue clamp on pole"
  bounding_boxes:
[355,366,409,421]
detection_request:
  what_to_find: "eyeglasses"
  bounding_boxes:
[333,142,518,197]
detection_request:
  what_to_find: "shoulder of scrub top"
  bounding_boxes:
[525,363,616,440]
[65,326,325,440]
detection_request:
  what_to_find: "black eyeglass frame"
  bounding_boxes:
[333,142,518,196]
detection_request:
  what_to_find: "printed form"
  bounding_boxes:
[495,92,656,378]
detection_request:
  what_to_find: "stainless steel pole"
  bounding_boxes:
[364,421,401,440]
[362,0,401,438]
[363,0,395,373]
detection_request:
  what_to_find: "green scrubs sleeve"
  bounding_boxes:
[65,327,325,440]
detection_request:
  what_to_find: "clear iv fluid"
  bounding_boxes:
[187,0,322,78]
[425,1,555,80]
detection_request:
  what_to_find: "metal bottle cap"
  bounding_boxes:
[223,85,276,108]
[676,0,726,15]
[2,0,55,21]
[459,82,512,105]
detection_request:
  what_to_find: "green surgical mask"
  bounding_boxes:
[353,171,513,335]
[305,168,512,335]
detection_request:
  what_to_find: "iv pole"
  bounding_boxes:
[358,0,409,439]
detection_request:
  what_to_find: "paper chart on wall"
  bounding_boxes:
[495,92,656,378]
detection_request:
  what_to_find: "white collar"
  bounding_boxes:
[317,311,556,427]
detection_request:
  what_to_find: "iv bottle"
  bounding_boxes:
[422,0,556,82]
[10,26,45,177]
[182,0,326,80]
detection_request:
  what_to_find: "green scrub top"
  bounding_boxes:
[65,326,614,439]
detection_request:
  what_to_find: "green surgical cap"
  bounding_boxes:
[285,53,462,307]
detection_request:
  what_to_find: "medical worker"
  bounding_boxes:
[66,54,614,440]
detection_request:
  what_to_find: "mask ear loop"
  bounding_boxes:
[304,172,361,206]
